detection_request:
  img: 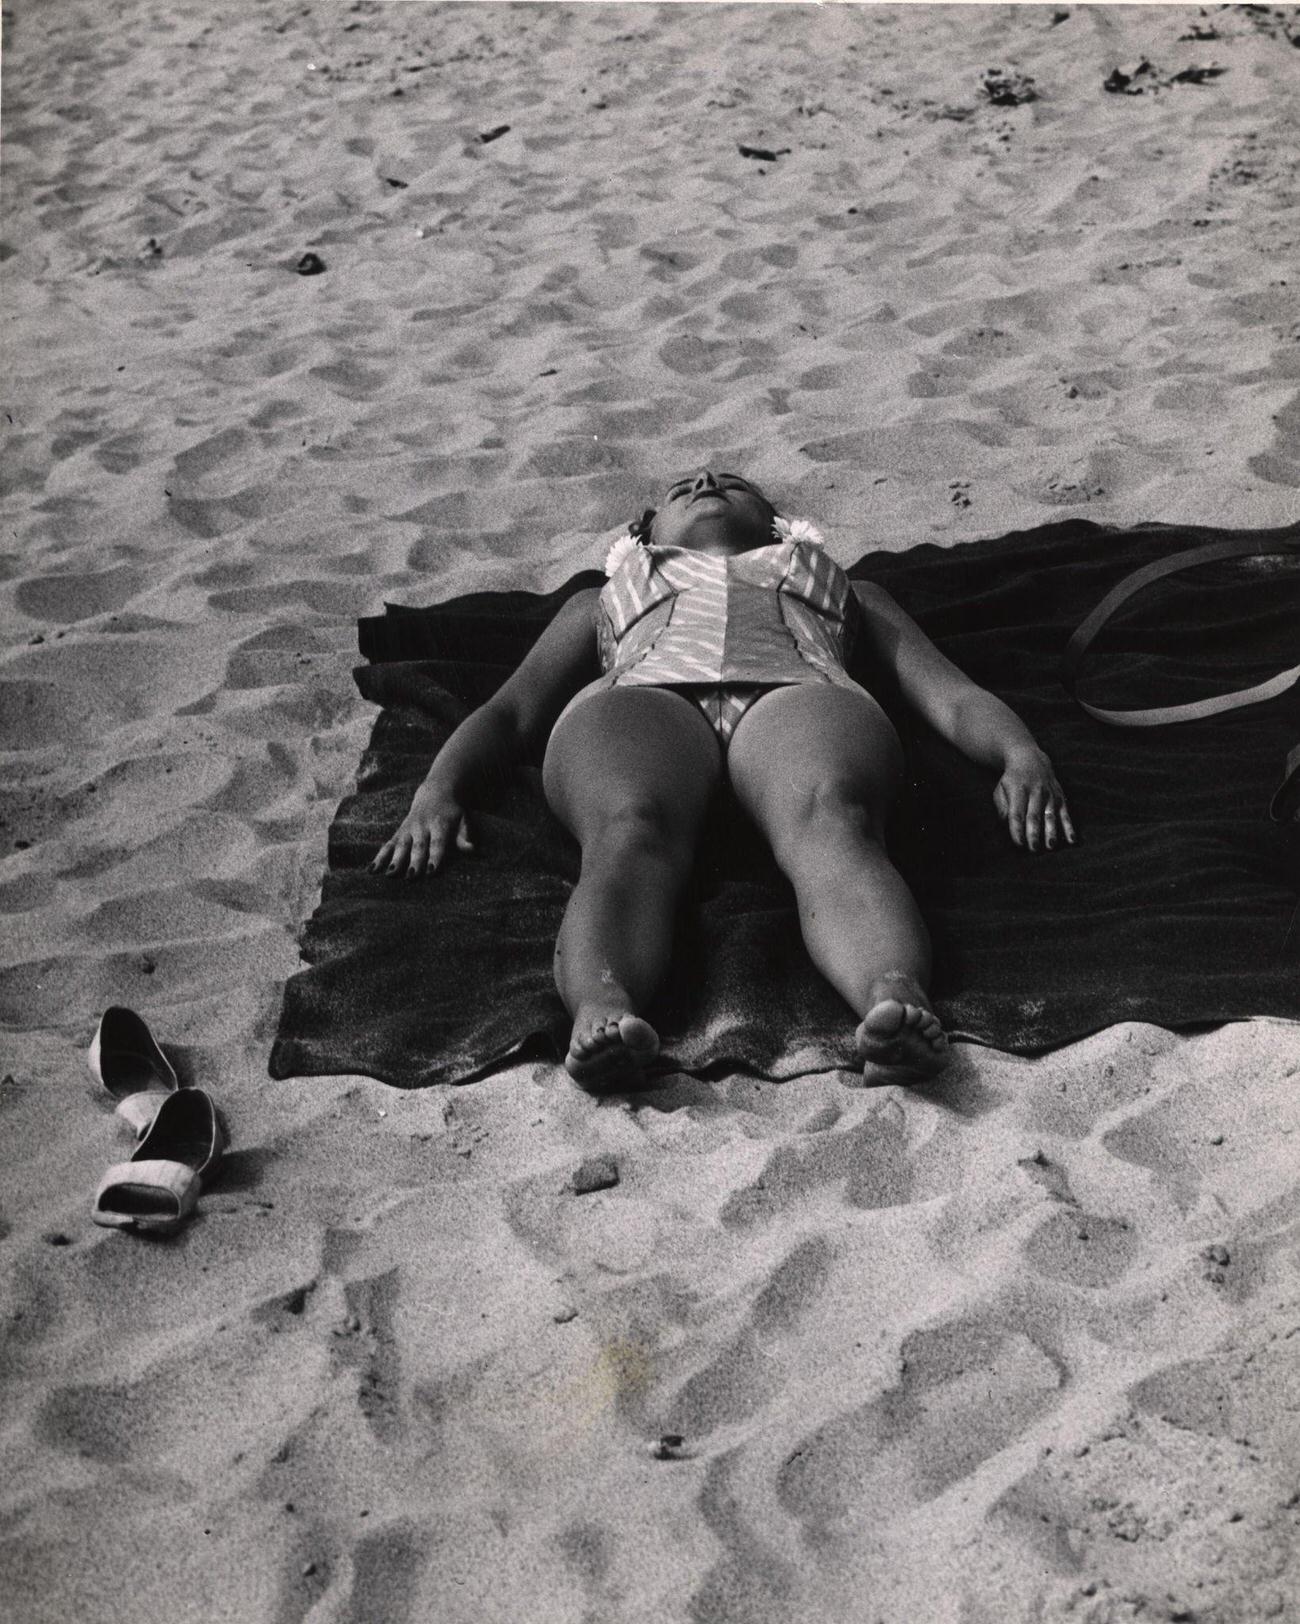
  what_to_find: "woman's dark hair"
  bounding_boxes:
[628,507,657,542]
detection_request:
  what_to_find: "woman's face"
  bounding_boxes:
[647,469,775,554]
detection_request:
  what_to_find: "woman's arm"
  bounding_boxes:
[371,586,601,877]
[853,581,1076,852]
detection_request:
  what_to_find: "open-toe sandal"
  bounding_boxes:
[88,1005,180,1136]
[92,1088,224,1237]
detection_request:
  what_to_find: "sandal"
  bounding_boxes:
[92,1088,224,1236]
[88,1006,180,1136]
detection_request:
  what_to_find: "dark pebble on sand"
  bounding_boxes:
[738,144,788,162]
[571,1154,619,1195]
[479,124,511,144]
[1169,65,1228,85]
[652,1434,686,1460]
[1103,61,1156,95]
[296,253,327,276]
[982,69,1038,106]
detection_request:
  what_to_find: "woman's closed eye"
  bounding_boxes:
[666,475,754,500]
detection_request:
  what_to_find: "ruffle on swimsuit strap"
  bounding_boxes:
[602,515,825,577]
[603,531,643,576]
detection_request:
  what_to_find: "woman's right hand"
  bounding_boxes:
[369,781,475,879]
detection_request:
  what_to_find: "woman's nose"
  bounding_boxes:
[693,469,719,492]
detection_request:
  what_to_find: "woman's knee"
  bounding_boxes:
[579,796,695,867]
[767,775,889,864]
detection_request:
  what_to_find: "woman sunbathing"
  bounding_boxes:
[372,470,1075,1088]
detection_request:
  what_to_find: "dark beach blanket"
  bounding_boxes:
[270,520,1300,1089]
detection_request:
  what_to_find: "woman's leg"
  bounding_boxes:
[542,686,723,1086]
[726,683,949,1084]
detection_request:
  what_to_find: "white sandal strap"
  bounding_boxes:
[114,1091,168,1137]
[92,1159,200,1232]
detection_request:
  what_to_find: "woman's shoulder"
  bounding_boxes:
[551,583,603,630]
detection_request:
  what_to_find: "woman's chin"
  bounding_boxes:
[678,517,768,553]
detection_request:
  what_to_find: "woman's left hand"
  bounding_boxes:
[994,748,1076,852]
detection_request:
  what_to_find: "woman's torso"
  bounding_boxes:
[597,537,861,690]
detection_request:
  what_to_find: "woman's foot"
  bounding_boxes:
[854,974,949,1086]
[565,1003,660,1088]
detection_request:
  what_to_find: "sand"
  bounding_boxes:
[2,2,1299,1620]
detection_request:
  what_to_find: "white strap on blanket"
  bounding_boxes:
[1063,533,1300,726]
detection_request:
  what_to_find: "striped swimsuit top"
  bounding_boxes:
[596,536,861,690]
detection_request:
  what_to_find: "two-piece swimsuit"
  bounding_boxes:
[554,533,873,748]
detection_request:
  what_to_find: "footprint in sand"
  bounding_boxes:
[333,1268,402,1442]
[49,428,99,463]
[224,624,332,690]
[907,357,977,399]
[0,680,99,751]
[1249,388,1300,489]
[689,1450,800,1623]
[990,1407,1295,1614]
[1102,1100,1203,1213]
[719,1101,926,1229]
[776,1312,1064,1532]
[251,1281,318,1333]
[0,872,57,913]
[661,1237,837,1438]
[77,884,256,947]
[1022,1207,1139,1288]
[172,427,260,493]
[638,241,704,282]
[204,579,361,616]
[307,358,387,400]
[1130,1335,1300,1458]
[657,334,731,375]
[15,565,147,623]
[555,1519,614,1587]
[338,1521,429,1624]
[522,438,623,478]
[93,432,147,474]
[209,742,303,817]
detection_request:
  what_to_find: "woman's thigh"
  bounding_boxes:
[725,682,904,850]
[542,685,724,844]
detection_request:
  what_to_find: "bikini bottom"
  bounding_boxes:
[551,675,868,750]
[676,683,776,746]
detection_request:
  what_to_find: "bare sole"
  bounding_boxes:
[854,998,950,1087]
[565,1009,660,1088]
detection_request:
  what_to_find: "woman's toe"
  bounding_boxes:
[860,999,907,1039]
[618,1014,659,1060]
[565,1010,659,1088]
